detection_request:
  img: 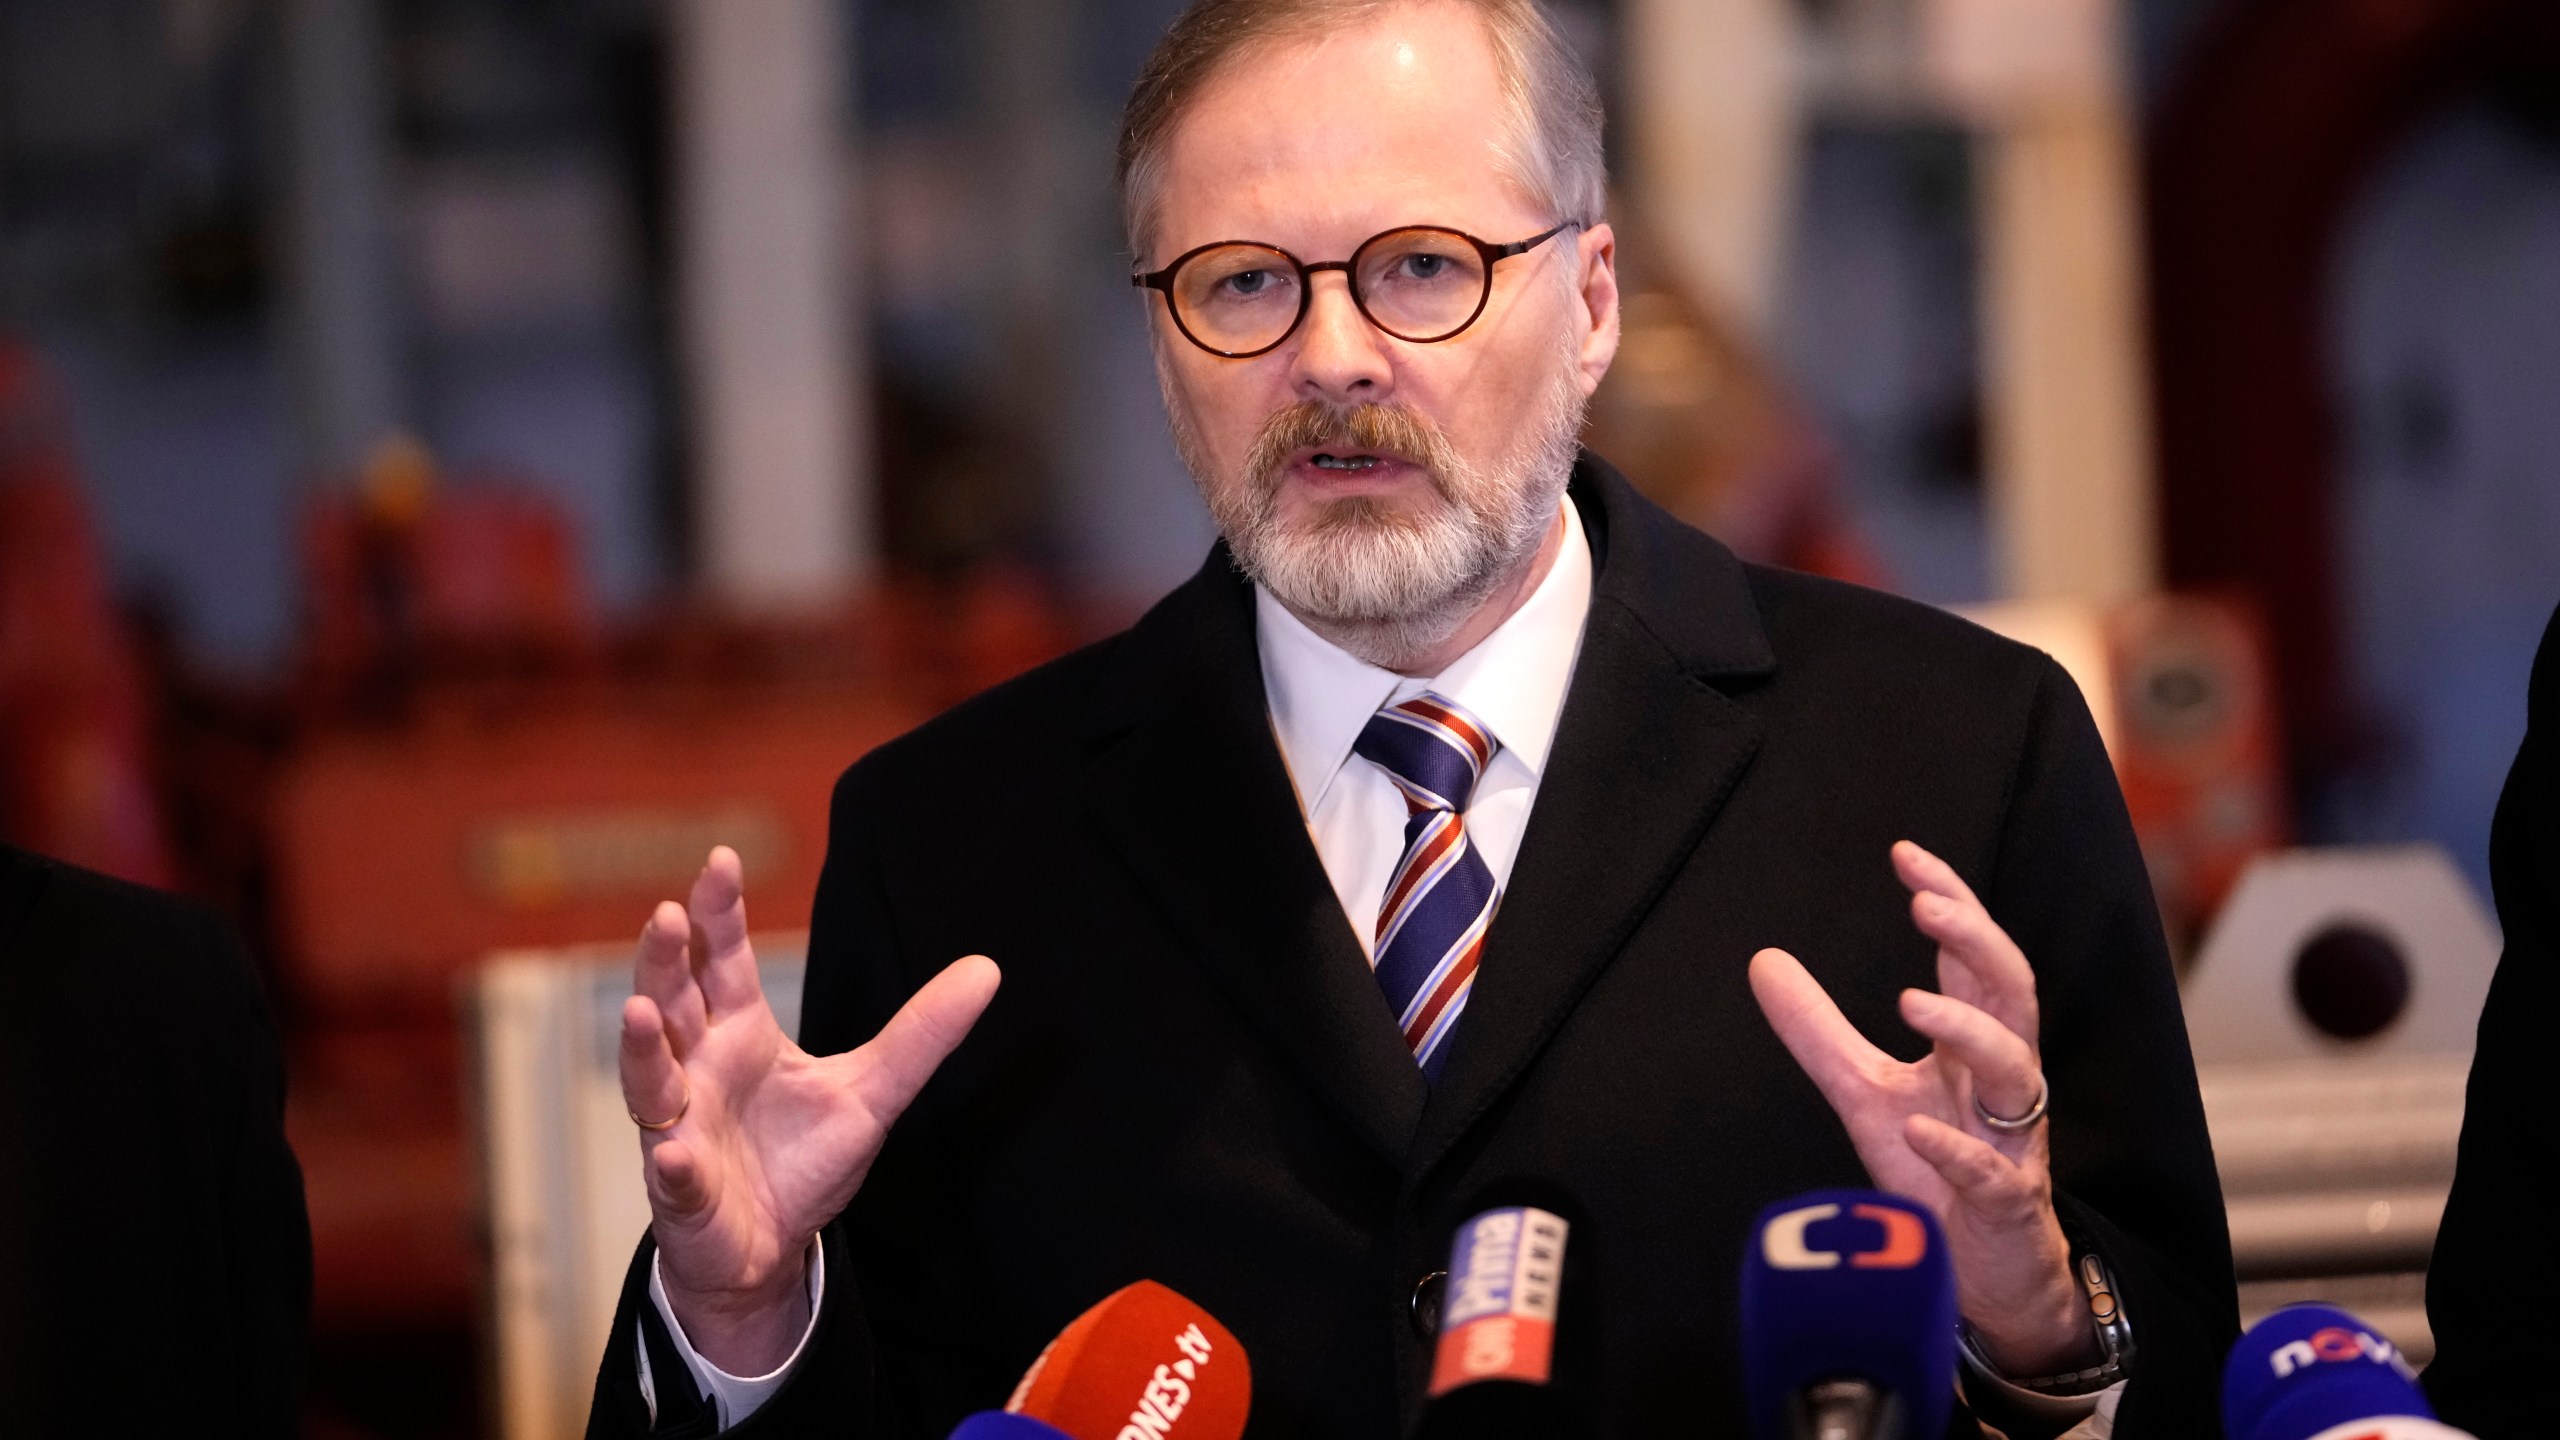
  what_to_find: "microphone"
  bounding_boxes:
[2222,1304,2474,1440]
[1415,1184,1590,1439]
[1739,1189,1956,1440]
[946,1279,1251,1440]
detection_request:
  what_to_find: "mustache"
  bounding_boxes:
[1242,401,1455,495]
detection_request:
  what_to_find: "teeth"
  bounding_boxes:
[1312,453,1381,470]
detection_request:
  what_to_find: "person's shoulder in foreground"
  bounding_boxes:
[2423,599,2560,1439]
[0,843,311,1438]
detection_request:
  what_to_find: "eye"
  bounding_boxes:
[1399,253,1449,281]
[1219,269,1274,297]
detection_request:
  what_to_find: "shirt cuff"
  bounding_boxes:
[638,1239,826,1430]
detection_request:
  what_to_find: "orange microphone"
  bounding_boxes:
[948,1280,1252,1440]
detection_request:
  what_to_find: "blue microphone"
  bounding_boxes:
[948,1417,1072,1440]
[1739,1189,1957,1440]
[2222,1304,2472,1440]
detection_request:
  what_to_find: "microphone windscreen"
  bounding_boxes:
[1739,1188,1957,1440]
[949,1414,1074,1440]
[2222,1304,2443,1440]
[1429,1203,1572,1396]
[1003,1279,1251,1440]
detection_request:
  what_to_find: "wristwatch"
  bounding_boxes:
[1958,1247,2137,1396]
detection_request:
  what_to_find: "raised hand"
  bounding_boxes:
[618,846,1000,1374]
[1747,841,2092,1377]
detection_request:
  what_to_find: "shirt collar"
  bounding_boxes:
[1258,498,1594,813]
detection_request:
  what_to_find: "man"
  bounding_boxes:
[2424,598,2559,1438]
[587,2,2234,1434]
[0,843,311,1435]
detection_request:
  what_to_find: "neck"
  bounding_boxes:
[1287,505,1568,677]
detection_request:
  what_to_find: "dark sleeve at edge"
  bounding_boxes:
[2423,600,2560,1438]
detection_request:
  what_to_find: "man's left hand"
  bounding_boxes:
[1749,840,2097,1378]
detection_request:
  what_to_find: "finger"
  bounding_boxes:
[1747,949,1899,1113]
[619,995,691,1137]
[847,956,1004,1129]
[647,1135,711,1221]
[1905,1114,2047,1228]
[637,902,708,1049]
[1899,989,2041,1123]
[686,847,764,1017]
[1892,840,1982,909]
[1897,848,2038,1040]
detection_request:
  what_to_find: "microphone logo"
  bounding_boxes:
[1759,1201,1931,1272]
[1429,1205,1571,1395]
[1108,1323,1217,1439]
[2266,1326,2416,1383]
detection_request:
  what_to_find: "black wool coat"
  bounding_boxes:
[0,844,311,1437]
[591,455,2236,1438]
[2424,598,2560,1440]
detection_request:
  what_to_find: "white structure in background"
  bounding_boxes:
[474,942,808,1440]
[672,0,873,606]
[2183,846,2501,1360]
[1619,0,2157,604]
[1621,0,1803,343]
[1922,0,2159,605]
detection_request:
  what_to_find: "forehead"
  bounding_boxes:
[1151,2,1542,259]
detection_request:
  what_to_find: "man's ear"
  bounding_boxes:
[1574,221,1621,393]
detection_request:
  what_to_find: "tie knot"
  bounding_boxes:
[1353,692,1498,814]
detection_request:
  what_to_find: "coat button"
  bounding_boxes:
[1410,1269,1448,1339]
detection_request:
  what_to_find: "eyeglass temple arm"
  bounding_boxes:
[1485,220,1581,261]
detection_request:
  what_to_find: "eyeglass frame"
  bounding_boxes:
[1131,220,1585,360]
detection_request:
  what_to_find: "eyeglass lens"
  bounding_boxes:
[1170,227,1493,355]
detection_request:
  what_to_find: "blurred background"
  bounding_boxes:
[1,0,2553,1435]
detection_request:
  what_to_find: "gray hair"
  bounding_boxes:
[1115,0,1607,262]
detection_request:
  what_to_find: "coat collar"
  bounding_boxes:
[1410,455,1773,1178]
[1078,452,1776,1169]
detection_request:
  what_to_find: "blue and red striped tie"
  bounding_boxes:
[1352,692,1500,1081]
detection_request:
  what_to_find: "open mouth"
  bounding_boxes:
[1310,452,1386,472]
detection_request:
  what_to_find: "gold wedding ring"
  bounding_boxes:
[630,1077,691,1132]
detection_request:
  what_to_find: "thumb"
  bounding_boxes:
[848,955,1002,1128]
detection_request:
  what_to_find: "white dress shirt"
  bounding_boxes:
[646,496,2110,1435]
[1258,497,1594,938]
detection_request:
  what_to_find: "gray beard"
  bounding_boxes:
[1161,354,1589,673]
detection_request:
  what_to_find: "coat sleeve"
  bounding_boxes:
[2422,601,2560,1437]
[207,910,313,1438]
[585,758,984,1437]
[1981,654,2240,1438]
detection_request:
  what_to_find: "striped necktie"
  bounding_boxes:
[1352,692,1500,1081]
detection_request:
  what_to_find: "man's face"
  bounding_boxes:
[1146,2,1620,647]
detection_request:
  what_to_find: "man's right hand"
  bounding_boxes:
[618,846,1001,1375]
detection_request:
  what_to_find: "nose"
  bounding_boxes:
[1287,270,1393,406]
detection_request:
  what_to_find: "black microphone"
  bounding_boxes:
[1738,1189,1957,1440]
[1414,1183,1590,1439]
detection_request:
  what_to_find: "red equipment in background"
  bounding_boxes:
[0,340,175,888]
[2106,595,2291,954]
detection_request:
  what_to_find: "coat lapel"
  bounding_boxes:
[1411,456,1778,1179]
[1081,553,1428,1165]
